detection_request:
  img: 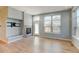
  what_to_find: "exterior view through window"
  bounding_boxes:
[44,16,51,32]
[52,15,61,33]
[44,15,61,34]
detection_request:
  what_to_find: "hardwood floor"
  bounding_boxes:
[0,36,79,53]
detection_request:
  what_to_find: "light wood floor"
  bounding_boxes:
[0,36,79,53]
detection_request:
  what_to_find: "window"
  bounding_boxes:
[44,15,61,33]
[44,16,51,32]
[52,15,61,33]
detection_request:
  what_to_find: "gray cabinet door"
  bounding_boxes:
[8,7,23,20]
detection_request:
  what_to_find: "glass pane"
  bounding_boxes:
[52,15,61,33]
[44,26,51,32]
[44,16,51,32]
[53,26,60,33]
[52,15,61,26]
[44,16,51,26]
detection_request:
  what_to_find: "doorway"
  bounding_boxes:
[34,23,39,35]
[33,16,40,36]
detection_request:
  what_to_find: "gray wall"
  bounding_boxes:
[39,10,72,40]
[24,13,32,26]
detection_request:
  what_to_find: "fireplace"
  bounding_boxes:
[26,28,31,34]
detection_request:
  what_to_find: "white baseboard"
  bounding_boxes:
[72,36,79,49]
[72,40,79,49]
[40,36,71,41]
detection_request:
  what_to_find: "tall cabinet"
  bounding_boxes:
[0,6,24,43]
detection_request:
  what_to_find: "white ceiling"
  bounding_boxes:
[11,6,72,15]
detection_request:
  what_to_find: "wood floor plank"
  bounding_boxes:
[0,36,79,53]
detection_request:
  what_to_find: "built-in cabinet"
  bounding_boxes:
[8,7,23,20]
[7,7,24,42]
[0,6,24,43]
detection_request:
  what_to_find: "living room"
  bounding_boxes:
[0,6,79,53]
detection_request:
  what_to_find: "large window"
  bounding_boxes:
[44,15,61,34]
